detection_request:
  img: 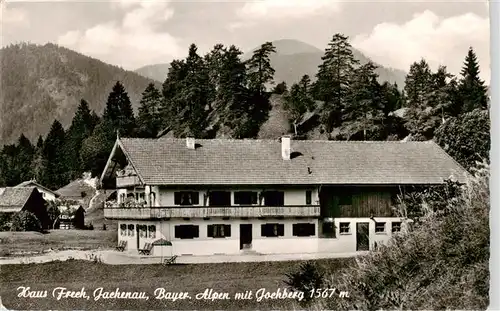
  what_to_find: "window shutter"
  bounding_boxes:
[261,224,266,236]
[207,225,214,238]
[278,224,284,236]
[174,192,181,205]
[191,192,199,205]
[224,225,231,237]
[234,193,241,205]
[174,226,180,238]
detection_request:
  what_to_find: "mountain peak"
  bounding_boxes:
[267,39,322,55]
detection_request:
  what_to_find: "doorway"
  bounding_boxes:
[356,222,370,251]
[239,224,252,250]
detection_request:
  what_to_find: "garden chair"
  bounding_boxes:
[163,255,178,265]
[138,242,153,255]
[115,240,127,252]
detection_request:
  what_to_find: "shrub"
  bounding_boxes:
[10,211,42,232]
[284,261,325,305]
[316,162,489,310]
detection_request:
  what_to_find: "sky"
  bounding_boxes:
[0,0,492,83]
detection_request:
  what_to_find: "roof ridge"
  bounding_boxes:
[122,137,434,144]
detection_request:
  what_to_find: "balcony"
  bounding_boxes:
[116,175,141,188]
[104,205,321,219]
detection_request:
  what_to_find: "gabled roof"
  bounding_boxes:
[15,180,60,197]
[100,138,469,186]
[0,187,37,213]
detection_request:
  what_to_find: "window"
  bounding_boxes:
[234,192,258,205]
[127,224,134,236]
[148,225,156,238]
[306,191,312,205]
[174,225,199,239]
[207,224,231,238]
[139,225,147,238]
[339,222,350,234]
[263,191,285,206]
[261,223,285,237]
[208,191,231,207]
[174,192,199,206]
[292,223,315,237]
[120,224,127,236]
[375,222,386,233]
[120,193,126,203]
[392,222,402,233]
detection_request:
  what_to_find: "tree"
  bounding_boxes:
[243,42,277,137]
[80,121,116,177]
[246,42,277,95]
[314,33,359,132]
[40,120,68,189]
[434,109,490,170]
[341,62,384,140]
[65,99,96,179]
[403,60,445,139]
[283,75,315,134]
[16,134,35,182]
[31,135,46,183]
[273,81,287,94]
[136,83,163,138]
[102,81,136,137]
[457,47,488,113]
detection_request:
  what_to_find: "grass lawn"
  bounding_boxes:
[0,230,117,257]
[0,258,354,310]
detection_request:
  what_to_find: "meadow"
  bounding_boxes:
[0,258,353,310]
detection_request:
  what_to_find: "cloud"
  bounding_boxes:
[57,0,182,70]
[0,2,29,26]
[352,10,491,83]
[230,0,341,30]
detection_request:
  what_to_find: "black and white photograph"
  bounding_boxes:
[0,0,496,310]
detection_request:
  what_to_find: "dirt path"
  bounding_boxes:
[0,250,365,265]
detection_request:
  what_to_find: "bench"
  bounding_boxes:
[138,242,153,255]
[115,240,127,252]
[163,255,178,265]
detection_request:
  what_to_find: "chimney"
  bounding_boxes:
[281,136,291,160]
[186,137,195,149]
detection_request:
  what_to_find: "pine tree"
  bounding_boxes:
[103,81,136,137]
[41,120,68,189]
[243,42,277,137]
[16,134,35,181]
[457,47,488,113]
[31,135,46,183]
[137,83,163,138]
[218,45,251,137]
[246,42,277,95]
[313,33,359,132]
[65,99,96,179]
[341,62,384,140]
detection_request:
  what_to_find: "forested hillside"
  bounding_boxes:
[0,43,159,145]
[0,33,490,191]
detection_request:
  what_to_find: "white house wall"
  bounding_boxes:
[116,217,403,256]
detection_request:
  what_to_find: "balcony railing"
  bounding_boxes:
[104,205,320,219]
[116,175,141,188]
